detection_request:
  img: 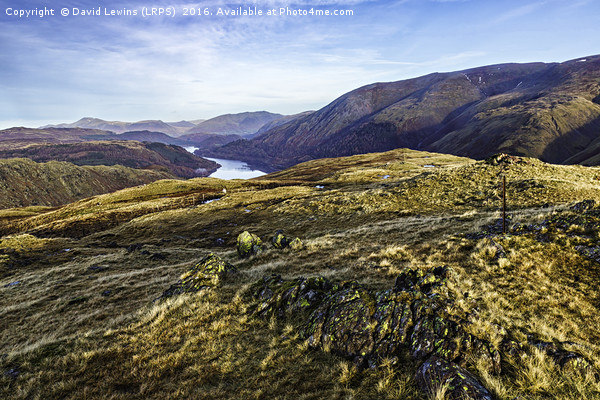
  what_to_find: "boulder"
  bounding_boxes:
[289,237,304,251]
[237,231,263,258]
[158,253,237,299]
[271,230,292,249]
[270,230,304,251]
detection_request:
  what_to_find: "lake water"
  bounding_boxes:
[183,147,266,180]
[205,158,267,180]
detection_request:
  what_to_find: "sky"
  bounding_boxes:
[1,0,599,128]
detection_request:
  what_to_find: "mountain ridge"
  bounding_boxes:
[203,55,600,170]
[41,111,288,139]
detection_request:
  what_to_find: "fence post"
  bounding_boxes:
[502,175,507,234]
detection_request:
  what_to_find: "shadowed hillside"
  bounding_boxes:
[0,140,219,179]
[3,149,600,399]
[205,55,600,170]
[0,158,174,209]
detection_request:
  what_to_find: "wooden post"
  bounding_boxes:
[502,175,507,234]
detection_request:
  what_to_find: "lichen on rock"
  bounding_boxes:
[237,231,263,258]
[249,274,333,319]
[157,253,237,300]
[270,230,304,251]
[271,230,291,249]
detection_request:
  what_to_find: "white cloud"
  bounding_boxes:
[2,0,599,128]
[492,1,548,24]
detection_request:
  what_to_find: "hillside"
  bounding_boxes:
[0,127,113,150]
[2,149,600,399]
[251,111,315,138]
[206,55,600,170]
[179,132,243,149]
[184,111,283,136]
[0,158,173,209]
[0,140,219,178]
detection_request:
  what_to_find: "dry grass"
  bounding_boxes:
[3,149,600,399]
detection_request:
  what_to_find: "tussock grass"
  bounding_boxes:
[3,149,600,398]
[1,287,422,399]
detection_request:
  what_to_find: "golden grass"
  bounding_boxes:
[3,149,600,399]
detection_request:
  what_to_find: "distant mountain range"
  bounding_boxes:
[41,111,286,138]
[12,55,600,173]
[42,117,184,136]
[203,55,600,169]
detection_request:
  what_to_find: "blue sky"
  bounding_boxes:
[1,0,598,128]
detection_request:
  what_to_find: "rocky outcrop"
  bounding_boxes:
[250,263,595,399]
[157,253,237,300]
[250,275,333,319]
[250,266,501,398]
[484,153,530,166]
[257,268,484,365]
[569,199,597,212]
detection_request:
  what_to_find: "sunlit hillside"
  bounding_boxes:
[2,149,600,399]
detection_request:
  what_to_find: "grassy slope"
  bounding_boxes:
[0,140,219,179]
[0,158,174,209]
[2,149,600,399]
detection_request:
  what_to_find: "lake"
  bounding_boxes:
[183,147,267,180]
[205,158,267,180]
